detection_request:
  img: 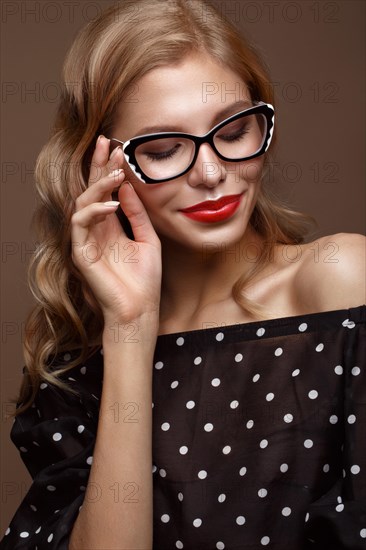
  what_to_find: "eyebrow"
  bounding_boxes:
[134,100,253,136]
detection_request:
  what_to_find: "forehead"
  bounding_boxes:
[113,54,251,135]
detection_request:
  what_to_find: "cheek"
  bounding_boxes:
[225,158,264,184]
[239,158,264,183]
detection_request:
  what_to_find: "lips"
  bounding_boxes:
[180,193,244,213]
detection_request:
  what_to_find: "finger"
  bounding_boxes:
[88,135,111,186]
[118,182,160,245]
[76,168,125,211]
[71,201,122,247]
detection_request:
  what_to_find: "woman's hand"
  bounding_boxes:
[71,135,162,326]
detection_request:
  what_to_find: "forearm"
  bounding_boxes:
[69,319,157,549]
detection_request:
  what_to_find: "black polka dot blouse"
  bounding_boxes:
[1,306,366,549]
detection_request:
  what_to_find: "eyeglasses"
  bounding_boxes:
[108,101,274,184]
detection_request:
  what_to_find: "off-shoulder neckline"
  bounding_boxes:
[155,305,366,340]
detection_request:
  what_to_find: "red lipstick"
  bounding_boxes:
[179,193,244,223]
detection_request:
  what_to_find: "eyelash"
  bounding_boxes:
[145,144,181,162]
[217,126,250,142]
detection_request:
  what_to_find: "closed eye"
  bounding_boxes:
[143,143,182,162]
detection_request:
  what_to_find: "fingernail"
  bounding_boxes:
[98,135,105,142]
[108,168,124,177]
[123,181,134,190]
[110,146,121,159]
[104,201,120,207]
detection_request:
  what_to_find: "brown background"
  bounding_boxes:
[1,0,365,533]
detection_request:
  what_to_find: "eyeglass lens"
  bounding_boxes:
[134,112,267,181]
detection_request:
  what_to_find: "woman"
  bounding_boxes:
[1,0,365,548]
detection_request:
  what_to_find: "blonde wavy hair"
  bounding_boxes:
[13,0,314,416]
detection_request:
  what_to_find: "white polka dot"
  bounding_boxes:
[236,515,246,525]
[80,366,86,375]
[304,439,313,448]
[176,337,184,346]
[100,348,104,355]
[152,465,157,473]
[342,319,355,329]
[170,380,179,389]
[63,353,71,361]
[335,504,344,512]
[30,504,37,511]
[246,420,254,429]
[193,518,202,527]
[47,485,56,491]
[186,400,195,409]
[161,514,170,523]
[215,332,224,341]
[218,493,226,503]
[176,541,184,549]
[216,542,225,550]
[52,432,62,441]
[360,528,366,538]
[348,414,356,424]
[68,377,76,382]
[20,532,29,538]
[282,507,292,516]
[211,378,221,387]
[179,446,188,455]
[32,440,40,447]
[198,470,207,479]
[239,466,247,476]
[266,392,274,401]
[308,390,318,399]
[230,400,239,409]
[298,323,308,332]
[154,361,164,370]
[222,445,231,454]
[329,415,338,424]
[352,366,361,376]
[20,447,27,452]
[234,353,243,362]
[284,413,293,423]
[86,456,93,465]
[274,347,283,356]
[77,425,85,433]
[178,492,183,501]
[252,373,260,382]
[334,365,343,375]
[323,464,330,472]
[40,383,48,389]
[80,486,86,491]
[47,533,54,542]
[204,423,214,432]
[161,422,170,431]
[159,469,167,477]
[351,465,360,474]
[260,439,268,449]
[280,463,288,473]
[261,536,270,545]
[292,369,300,377]
[315,343,324,352]
[194,356,202,365]
[256,327,265,337]
[258,488,267,498]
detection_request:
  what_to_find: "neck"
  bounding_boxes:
[159,226,266,324]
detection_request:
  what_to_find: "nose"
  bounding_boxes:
[186,143,227,188]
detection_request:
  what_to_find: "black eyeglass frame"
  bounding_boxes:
[109,101,275,184]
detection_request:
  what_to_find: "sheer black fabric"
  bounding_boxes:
[1,306,365,549]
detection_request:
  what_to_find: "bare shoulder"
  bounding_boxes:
[294,233,366,311]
